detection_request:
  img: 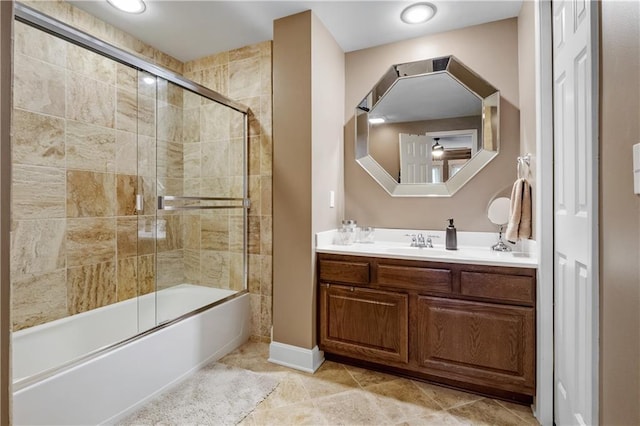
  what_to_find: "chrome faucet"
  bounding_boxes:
[406,233,434,248]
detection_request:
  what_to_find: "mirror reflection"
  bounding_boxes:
[355,55,500,197]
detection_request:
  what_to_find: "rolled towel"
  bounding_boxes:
[506,178,532,243]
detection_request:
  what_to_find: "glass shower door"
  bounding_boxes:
[153,78,248,325]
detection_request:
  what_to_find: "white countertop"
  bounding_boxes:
[315,228,538,269]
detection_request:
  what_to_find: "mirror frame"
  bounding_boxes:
[355,55,500,197]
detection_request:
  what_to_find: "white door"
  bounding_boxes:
[553,0,599,425]
[399,134,429,183]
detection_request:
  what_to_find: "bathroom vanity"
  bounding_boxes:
[316,230,537,403]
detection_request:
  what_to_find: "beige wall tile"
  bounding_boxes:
[200,103,231,142]
[183,108,201,143]
[201,214,229,251]
[229,57,261,99]
[157,104,184,143]
[260,216,272,256]
[116,131,137,175]
[66,73,115,128]
[157,177,183,197]
[11,219,66,279]
[138,254,155,295]
[201,250,229,288]
[260,255,272,297]
[248,175,261,216]
[183,249,200,285]
[138,95,156,137]
[14,54,66,117]
[66,44,116,84]
[12,270,67,331]
[137,216,155,256]
[260,133,273,176]
[116,63,137,93]
[116,88,138,133]
[248,216,261,255]
[183,143,201,179]
[228,138,244,177]
[67,217,116,267]
[201,177,231,198]
[248,135,261,176]
[201,65,228,95]
[183,215,200,250]
[184,178,200,197]
[117,174,137,216]
[261,176,272,216]
[158,79,183,107]
[157,249,184,290]
[157,140,184,179]
[229,44,262,62]
[67,170,115,217]
[248,254,260,294]
[67,261,116,314]
[117,257,137,301]
[260,295,272,337]
[117,216,138,259]
[12,164,65,220]
[201,140,230,178]
[260,94,273,134]
[12,109,65,168]
[261,55,272,96]
[14,21,67,67]
[156,215,184,252]
[138,135,156,177]
[229,215,244,253]
[229,111,245,139]
[66,120,116,172]
[230,252,244,291]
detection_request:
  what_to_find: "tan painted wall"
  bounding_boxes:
[273,11,314,349]
[0,3,12,424]
[600,1,640,424]
[311,13,345,234]
[273,11,345,349]
[517,1,536,234]
[344,19,520,232]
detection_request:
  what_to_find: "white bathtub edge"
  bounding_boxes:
[268,341,324,373]
[102,322,249,425]
[13,293,250,426]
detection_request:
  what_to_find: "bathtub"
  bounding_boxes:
[12,284,250,425]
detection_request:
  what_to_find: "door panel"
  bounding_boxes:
[553,0,598,424]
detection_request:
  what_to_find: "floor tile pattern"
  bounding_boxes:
[220,342,540,426]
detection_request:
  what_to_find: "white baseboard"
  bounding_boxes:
[268,341,324,373]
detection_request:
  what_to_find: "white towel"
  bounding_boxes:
[506,178,532,243]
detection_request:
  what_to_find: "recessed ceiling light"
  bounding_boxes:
[107,0,146,14]
[400,3,437,25]
[369,117,385,124]
[142,76,155,85]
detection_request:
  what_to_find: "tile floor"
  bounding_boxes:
[219,341,540,426]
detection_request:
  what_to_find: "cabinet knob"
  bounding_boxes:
[350,287,355,292]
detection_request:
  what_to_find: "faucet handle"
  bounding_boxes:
[405,233,417,246]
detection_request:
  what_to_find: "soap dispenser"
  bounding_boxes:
[446,218,457,250]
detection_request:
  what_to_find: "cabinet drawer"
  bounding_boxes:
[377,263,451,293]
[460,271,534,305]
[319,259,370,285]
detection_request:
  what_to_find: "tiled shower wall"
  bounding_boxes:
[11,21,160,330]
[184,43,273,341]
[12,1,273,341]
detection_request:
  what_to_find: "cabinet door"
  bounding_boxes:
[319,284,408,364]
[416,296,535,395]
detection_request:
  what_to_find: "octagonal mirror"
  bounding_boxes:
[355,55,500,197]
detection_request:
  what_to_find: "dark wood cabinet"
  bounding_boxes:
[319,284,408,364]
[317,253,536,403]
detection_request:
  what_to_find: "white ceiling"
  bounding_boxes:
[68,0,523,63]
[371,73,482,122]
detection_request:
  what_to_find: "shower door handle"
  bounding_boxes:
[157,196,250,211]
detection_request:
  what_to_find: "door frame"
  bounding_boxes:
[536,1,601,424]
[534,1,554,424]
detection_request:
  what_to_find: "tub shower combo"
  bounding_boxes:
[11,4,251,424]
